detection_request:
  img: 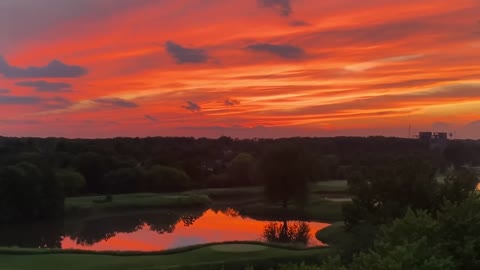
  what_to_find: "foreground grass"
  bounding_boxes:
[65,193,211,215]
[0,242,332,270]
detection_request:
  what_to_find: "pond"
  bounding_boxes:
[0,208,330,251]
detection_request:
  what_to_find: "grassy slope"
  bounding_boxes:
[0,243,332,270]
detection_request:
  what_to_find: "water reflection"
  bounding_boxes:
[0,221,64,249]
[0,208,329,251]
[263,221,311,245]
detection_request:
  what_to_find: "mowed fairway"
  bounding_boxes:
[0,243,331,270]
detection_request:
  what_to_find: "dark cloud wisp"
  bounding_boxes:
[182,101,201,112]
[224,98,240,106]
[289,20,309,27]
[0,56,87,78]
[258,0,292,17]
[43,96,73,109]
[165,41,208,64]
[0,95,40,105]
[246,43,305,59]
[0,88,10,94]
[144,114,159,122]
[15,80,72,92]
[0,94,71,109]
[94,98,138,108]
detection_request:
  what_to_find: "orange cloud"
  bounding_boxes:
[1,0,479,138]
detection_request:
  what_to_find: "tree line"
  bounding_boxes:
[0,136,479,223]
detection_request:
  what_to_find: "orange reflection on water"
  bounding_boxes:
[61,209,330,251]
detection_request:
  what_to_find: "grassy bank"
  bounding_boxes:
[0,242,332,270]
[312,180,349,193]
[315,222,347,246]
[65,193,211,216]
[202,180,349,222]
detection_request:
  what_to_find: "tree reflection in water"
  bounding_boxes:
[0,207,208,248]
[0,221,64,249]
[69,207,207,245]
[262,220,311,246]
[0,207,321,249]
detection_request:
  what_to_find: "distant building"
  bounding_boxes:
[417,131,449,150]
[419,132,433,141]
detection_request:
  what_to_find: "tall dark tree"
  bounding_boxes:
[228,152,256,186]
[102,167,144,194]
[55,169,86,196]
[0,162,64,223]
[72,152,109,193]
[146,165,192,192]
[260,144,310,208]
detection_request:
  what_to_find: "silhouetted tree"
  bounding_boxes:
[72,152,109,193]
[55,169,86,196]
[260,144,310,208]
[146,165,192,192]
[228,152,256,186]
[0,162,64,223]
[102,167,144,194]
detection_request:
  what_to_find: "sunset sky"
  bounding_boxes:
[1,0,480,138]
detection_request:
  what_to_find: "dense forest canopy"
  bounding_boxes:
[0,136,479,223]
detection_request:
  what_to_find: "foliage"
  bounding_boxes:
[437,195,480,270]
[206,173,230,188]
[343,158,441,227]
[260,144,310,208]
[0,162,64,223]
[1,136,477,197]
[440,167,478,204]
[102,167,144,194]
[55,169,86,196]
[245,257,346,270]
[228,152,256,186]
[72,152,109,193]
[350,194,480,270]
[350,210,455,270]
[146,165,192,192]
[444,141,480,168]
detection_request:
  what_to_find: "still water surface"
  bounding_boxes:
[0,208,330,251]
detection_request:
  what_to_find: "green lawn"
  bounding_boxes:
[315,222,347,246]
[65,193,211,215]
[0,243,332,270]
[311,180,348,193]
